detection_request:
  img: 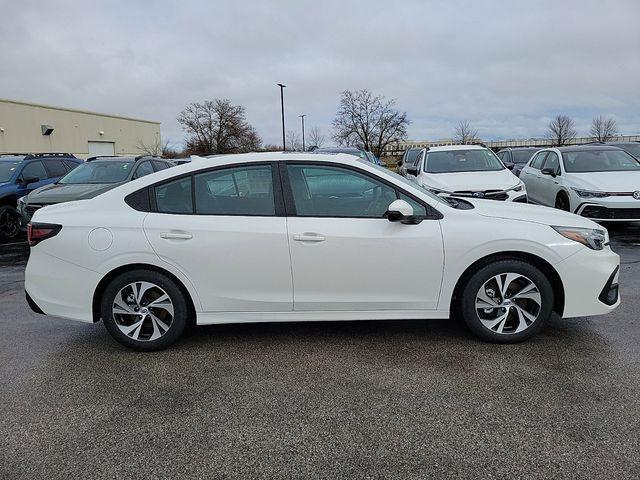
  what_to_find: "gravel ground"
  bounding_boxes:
[0,227,639,479]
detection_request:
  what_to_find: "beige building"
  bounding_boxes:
[0,98,161,158]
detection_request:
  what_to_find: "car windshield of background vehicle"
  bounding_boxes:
[58,161,133,184]
[619,144,640,159]
[563,150,640,173]
[512,150,537,164]
[368,163,449,205]
[0,162,20,183]
[424,149,504,173]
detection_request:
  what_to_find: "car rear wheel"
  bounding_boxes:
[0,205,21,240]
[459,259,554,343]
[101,269,188,351]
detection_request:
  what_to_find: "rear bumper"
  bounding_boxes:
[555,246,620,318]
[25,248,100,323]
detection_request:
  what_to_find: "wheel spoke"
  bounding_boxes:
[118,317,144,336]
[514,305,537,333]
[131,281,156,305]
[500,273,520,296]
[148,294,174,316]
[476,288,498,308]
[113,291,135,314]
[480,310,509,332]
[149,312,171,336]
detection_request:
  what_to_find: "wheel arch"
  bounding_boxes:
[450,251,565,317]
[92,263,197,323]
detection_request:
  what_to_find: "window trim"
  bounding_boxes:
[280,161,442,220]
[143,161,285,217]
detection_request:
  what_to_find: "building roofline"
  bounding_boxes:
[0,97,161,125]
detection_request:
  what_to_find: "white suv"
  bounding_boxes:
[520,145,640,221]
[407,145,526,202]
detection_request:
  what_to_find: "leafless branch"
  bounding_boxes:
[590,116,618,142]
[453,120,479,145]
[546,115,577,146]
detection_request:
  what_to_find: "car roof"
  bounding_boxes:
[0,156,25,162]
[556,145,623,153]
[427,144,487,152]
[499,147,540,151]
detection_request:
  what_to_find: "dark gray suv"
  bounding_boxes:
[18,155,174,224]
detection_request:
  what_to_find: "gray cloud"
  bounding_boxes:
[2,0,639,147]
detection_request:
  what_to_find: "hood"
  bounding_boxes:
[421,169,520,192]
[568,171,640,192]
[468,198,599,229]
[25,182,121,203]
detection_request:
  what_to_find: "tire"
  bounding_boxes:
[101,269,189,351]
[0,205,21,241]
[555,192,570,212]
[459,259,554,343]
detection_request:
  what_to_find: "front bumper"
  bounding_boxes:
[575,202,640,221]
[555,246,620,318]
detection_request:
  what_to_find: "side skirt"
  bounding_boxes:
[196,310,450,325]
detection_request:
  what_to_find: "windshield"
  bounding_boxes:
[563,150,640,173]
[59,161,133,184]
[618,144,640,159]
[0,161,21,183]
[368,163,449,205]
[425,149,504,173]
[512,150,538,164]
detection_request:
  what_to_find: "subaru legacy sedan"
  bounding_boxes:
[25,153,619,350]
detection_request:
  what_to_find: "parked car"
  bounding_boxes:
[407,145,527,202]
[520,145,640,221]
[17,155,173,225]
[497,147,541,177]
[0,153,81,240]
[313,147,384,166]
[397,148,422,176]
[26,152,619,350]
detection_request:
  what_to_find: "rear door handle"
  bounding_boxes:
[293,233,326,242]
[160,231,193,240]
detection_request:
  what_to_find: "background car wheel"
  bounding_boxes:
[101,269,189,351]
[0,205,21,240]
[555,193,570,211]
[459,259,554,343]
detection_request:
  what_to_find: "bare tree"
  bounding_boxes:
[453,120,479,144]
[590,116,619,142]
[546,115,577,146]
[286,130,302,151]
[308,126,325,149]
[136,137,181,158]
[177,99,262,155]
[332,89,409,157]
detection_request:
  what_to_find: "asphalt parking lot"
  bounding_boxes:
[1,227,639,480]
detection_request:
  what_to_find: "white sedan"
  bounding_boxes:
[25,152,620,350]
[520,145,640,221]
[407,145,527,202]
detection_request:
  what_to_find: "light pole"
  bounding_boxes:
[299,114,306,152]
[277,83,286,151]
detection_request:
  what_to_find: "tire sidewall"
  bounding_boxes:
[460,259,554,343]
[101,269,188,351]
[0,205,21,240]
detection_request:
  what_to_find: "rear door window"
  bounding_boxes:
[45,159,68,177]
[155,177,193,214]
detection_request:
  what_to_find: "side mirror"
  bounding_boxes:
[20,176,40,186]
[386,199,421,224]
[406,165,418,176]
[541,167,556,177]
[506,163,515,170]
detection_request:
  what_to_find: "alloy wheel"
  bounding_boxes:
[112,281,174,342]
[475,273,542,334]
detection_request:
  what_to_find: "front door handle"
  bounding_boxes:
[160,231,193,240]
[293,233,326,242]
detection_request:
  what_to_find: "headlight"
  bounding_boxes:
[571,188,609,198]
[552,226,606,250]
[507,181,525,192]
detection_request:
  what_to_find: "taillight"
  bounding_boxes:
[27,223,62,246]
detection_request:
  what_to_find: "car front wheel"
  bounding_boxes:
[101,269,188,351]
[459,259,554,343]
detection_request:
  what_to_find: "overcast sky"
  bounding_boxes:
[2,0,639,148]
